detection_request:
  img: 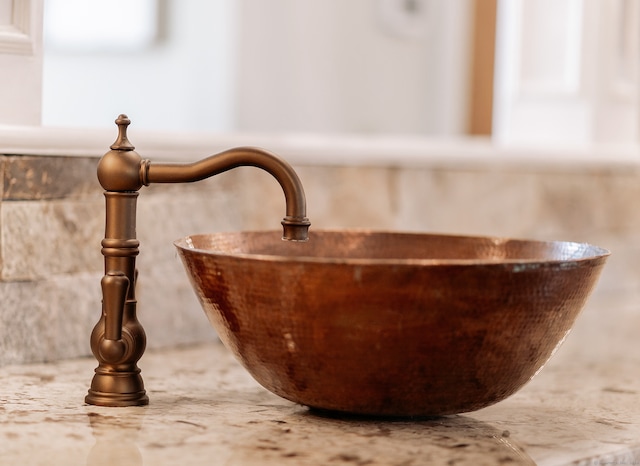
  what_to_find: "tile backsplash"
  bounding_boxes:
[0,152,636,365]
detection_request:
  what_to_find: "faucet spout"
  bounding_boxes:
[87,114,311,407]
[144,147,310,241]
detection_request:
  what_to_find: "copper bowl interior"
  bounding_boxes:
[174,230,609,417]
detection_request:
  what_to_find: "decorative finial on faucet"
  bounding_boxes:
[98,115,146,192]
[110,114,135,151]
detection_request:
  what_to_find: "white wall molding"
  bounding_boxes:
[493,0,639,146]
[0,0,42,125]
[593,0,639,143]
[0,0,37,54]
[518,0,583,96]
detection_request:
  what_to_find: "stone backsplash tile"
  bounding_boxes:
[533,171,640,240]
[295,165,396,230]
[3,156,98,200]
[1,198,104,281]
[393,168,541,237]
[0,280,52,364]
[137,260,219,350]
[0,273,100,365]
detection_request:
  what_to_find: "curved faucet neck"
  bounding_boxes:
[97,114,310,240]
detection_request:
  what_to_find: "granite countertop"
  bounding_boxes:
[1,291,639,466]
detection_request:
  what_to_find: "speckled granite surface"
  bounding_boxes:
[1,292,639,465]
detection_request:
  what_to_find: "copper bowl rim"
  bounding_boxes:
[174,229,610,267]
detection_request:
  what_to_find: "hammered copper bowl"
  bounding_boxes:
[174,230,608,417]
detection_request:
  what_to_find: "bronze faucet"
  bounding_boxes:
[85,114,310,407]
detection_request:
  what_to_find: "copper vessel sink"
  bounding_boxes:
[175,230,609,417]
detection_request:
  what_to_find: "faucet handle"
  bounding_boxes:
[99,271,130,363]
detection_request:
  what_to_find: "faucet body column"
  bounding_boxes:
[86,191,148,406]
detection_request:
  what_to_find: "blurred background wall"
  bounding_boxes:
[41,0,473,135]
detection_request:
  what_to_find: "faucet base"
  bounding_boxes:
[86,367,149,407]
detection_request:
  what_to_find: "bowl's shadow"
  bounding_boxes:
[224,406,536,465]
